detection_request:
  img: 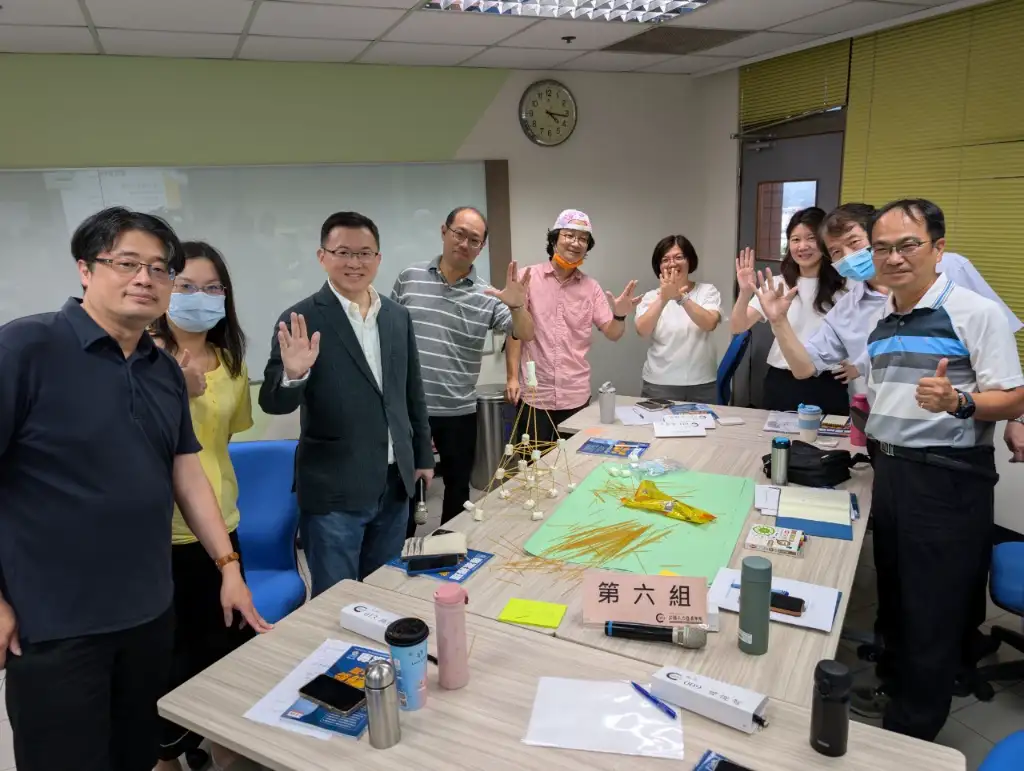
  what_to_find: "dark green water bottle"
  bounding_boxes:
[738,555,772,655]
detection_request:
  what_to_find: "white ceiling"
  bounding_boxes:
[0,0,984,75]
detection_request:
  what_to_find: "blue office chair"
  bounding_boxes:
[716,331,751,406]
[231,440,307,624]
[980,730,1024,771]
[971,541,1024,700]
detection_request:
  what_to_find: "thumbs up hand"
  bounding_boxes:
[178,349,207,399]
[916,357,959,413]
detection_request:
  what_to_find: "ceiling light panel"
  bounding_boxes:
[422,0,709,24]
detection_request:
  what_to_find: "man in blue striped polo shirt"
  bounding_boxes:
[392,206,535,535]
[857,199,1024,741]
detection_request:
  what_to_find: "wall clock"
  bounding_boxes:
[518,79,577,147]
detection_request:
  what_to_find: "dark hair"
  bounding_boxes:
[546,229,596,258]
[150,241,247,379]
[445,206,488,242]
[821,203,876,242]
[320,211,380,249]
[870,198,945,242]
[72,206,184,272]
[651,235,699,278]
[779,207,845,315]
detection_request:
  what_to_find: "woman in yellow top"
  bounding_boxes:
[152,241,257,771]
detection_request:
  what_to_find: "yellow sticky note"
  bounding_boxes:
[498,598,567,629]
[659,570,680,576]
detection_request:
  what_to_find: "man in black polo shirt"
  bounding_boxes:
[0,208,269,771]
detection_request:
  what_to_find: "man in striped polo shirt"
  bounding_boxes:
[856,200,1023,741]
[392,206,535,535]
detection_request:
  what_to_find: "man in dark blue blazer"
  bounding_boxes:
[259,211,434,596]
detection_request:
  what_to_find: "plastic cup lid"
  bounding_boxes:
[384,617,429,647]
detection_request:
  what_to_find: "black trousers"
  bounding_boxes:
[763,365,850,416]
[407,412,478,538]
[871,447,996,741]
[159,530,255,761]
[5,606,175,771]
[519,398,591,445]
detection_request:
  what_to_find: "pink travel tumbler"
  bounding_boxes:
[850,394,869,447]
[433,584,470,690]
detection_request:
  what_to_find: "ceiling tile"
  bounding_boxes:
[641,53,742,73]
[87,0,253,33]
[251,1,405,40]
[0,0,85,26]
[267,0,422,8]
[239,35,369,61]
[461,45,581,68]
[559,50,673,72]
[498,18,651,50]
[98,29,239,58]
[384,10,536,45]
[360,41,484,65]
[0,24,95,53]
[670,0,852,30]
[775,1,921,34]
[699,29,818,57]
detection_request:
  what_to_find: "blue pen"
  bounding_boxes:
[630,681,678,720]
[731,582,789,596]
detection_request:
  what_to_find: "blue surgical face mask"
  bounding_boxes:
[833,246,875,282]
[168,292,226,333]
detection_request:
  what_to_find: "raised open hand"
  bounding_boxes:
[754,267,797,323]
[736,247,757,293]
[278,312,321,381]
[484,260,531,309]
[659,265,685,303]
[606,280,642,318]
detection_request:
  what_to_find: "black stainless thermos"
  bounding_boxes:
[809,659,851,757]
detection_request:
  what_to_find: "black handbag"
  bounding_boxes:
[761,440,870,487]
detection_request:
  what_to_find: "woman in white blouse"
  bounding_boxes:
[728,207,849,414]
[635,235,722,403]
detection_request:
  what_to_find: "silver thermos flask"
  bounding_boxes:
[598,381,616,424]
[365,660,401,749]
[770,436,790,486]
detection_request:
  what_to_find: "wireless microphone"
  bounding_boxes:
[604,621,708,650]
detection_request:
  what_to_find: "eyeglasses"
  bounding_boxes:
[94,256,174,284]
[322,246,379,263]
[174,281,226,296]
[871,239,933,258]
[446,227,484,250]
[559,231,589,245]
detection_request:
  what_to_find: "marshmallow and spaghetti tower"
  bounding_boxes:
[464,361,577,523]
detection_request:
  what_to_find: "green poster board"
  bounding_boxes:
[523,465,754,580]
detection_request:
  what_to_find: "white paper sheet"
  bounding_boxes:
[616,405,660,425]
[707,568,841,633]
[763,411,800,434]
[653,415,708,438]
[243,638,359,740]
[754,485,781,516]
[524,678,684,760]
[778,487,852,524]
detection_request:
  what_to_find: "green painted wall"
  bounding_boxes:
[0,54,509,168]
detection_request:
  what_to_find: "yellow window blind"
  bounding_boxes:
[841,0,1024,357]
[739,40,851,131]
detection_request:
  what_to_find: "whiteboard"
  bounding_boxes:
[0,162,489,375]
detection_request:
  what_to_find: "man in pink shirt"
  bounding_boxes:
[505,209,640,443]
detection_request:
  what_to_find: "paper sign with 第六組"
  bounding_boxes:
[582,570,707,626]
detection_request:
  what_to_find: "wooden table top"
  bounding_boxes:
[365,401,872,707]
[158,581,963,771]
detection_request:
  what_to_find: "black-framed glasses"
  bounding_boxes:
[94,256,174,284]
[174,280,227,296]
[321,246,379,263]
[871,239,933,258]
[445,226,484,250]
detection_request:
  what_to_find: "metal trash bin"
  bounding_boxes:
[471,385,509,491]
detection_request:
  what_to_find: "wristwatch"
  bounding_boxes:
[613,314,627,321]
[678,291,691,304]
[1013,415,1024,425]
[949,390,977,420]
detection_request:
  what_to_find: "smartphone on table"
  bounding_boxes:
[298,674,366,716]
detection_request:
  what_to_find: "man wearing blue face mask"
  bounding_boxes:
[755,202,1020,401]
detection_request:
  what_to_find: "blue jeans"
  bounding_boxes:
[299,465,408,597]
